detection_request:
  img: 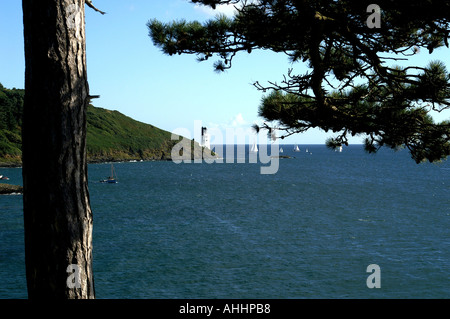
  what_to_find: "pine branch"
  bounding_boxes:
[85,0,106,15]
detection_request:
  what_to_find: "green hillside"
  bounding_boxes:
[86,105,177,162]
[0,83,208,166]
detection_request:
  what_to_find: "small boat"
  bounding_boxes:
[293,145,300,152]
[100,164,118,184]
[0,175,9,181]
[279,147,284,153]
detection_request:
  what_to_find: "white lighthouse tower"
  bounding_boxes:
[201,127,210,149]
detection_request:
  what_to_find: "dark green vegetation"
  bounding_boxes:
[0,83,202,166]
[149,0,450,163]
[0,84,23,166]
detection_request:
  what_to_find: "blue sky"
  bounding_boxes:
[1,0,449,145]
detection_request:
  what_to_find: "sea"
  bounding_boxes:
[0,145,449,299]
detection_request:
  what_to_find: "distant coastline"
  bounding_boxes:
[0,156,190,168]
[0,148,217,168]
[0,83,217,168]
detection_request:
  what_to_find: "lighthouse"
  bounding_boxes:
[201,127,210,149]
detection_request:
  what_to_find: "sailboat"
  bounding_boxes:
[250,141,258,153]
[293,145,300,152]
[279,147,284,153]
[100,163,118,184]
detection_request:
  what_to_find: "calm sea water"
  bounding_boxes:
[1,145,449,299]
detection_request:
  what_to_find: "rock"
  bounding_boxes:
[0,184,23,195]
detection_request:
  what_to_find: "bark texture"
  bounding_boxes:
[22,0,95,299]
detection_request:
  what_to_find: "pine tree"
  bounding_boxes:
[148,0,450,163]
[22,0,95,298]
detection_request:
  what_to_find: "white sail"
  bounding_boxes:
[294,145,300,152]
[251,142,258,152]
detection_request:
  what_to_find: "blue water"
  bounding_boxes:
[1,145,449,299]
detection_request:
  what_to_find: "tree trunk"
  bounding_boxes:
[22,0,95,299]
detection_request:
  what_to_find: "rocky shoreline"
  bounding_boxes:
[0,148,219,168]
[0,183,23,195]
